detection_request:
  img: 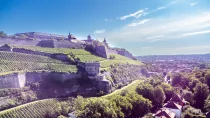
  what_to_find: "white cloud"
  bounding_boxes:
[157,7,166,10]
[146,35,164,40]
[94,29,106,34]
[136,45,210,55]
[126,19,151,27]
[104,19,108,21]
[101,12,210,42]
[190,2,198,6]
[182,30,210,36]
[119,9,147,20]
[169,0,178,5]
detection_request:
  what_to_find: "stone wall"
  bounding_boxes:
[36,40,55,48]
[0,73,26,88]
[0,72,82,89]
[95,46,108,58]
[26,72,82,83]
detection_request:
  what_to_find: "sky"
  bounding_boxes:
[0,0,210,56]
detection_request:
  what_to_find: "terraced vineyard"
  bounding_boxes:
[15,46,107,62]
[14,46,91,55]
[0,99,62,118]
[0,51,78,74]
[0,51,63,63]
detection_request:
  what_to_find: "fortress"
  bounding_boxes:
[0,32,138,93]
[0,32,136,60]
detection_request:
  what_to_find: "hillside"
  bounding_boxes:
[0,32,148,118]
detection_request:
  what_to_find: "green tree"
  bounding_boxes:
[205,73,210,88]
[136,83,155,103]
[153,86,166,107]
[172,73,182,86]
[182,90,194,105]
[126,92,152,117]
[110,95,133,117]
[193,83,209,109]
[77,98,122,118]
[204,95,210,112]
[161,83,175,101]
[73,96,87,111]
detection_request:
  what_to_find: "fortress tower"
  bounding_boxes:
[87,35,92,41]
[68,33,76,40]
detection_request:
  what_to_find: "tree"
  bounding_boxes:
[73,96,87,111]
[126,92,152,117]
[205,73,210,88]
[193,83,209,109]
[153,86,166,107]
[204,95,210,112]
[161,83,175,101]
[182,90,194,105]
[172,73,182,86]
[77,98,122,118]
[110,95,133,117]
[136,83,155,103]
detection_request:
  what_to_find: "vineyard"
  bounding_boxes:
[0,99,64,118]
[0,51,63,63]
[14,46,107,62]
[14,46,91,55]
[0,51,78,74]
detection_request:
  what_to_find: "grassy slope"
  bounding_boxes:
[102,79,143,98]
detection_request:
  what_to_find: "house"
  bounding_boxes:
[154,108,176,118]
[163,101,182,118]
[170,94,186,106]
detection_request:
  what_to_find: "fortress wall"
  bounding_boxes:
[95,46,108,58]
[0,38,39,46]
[25,72,82,83]
[107,48,118,55]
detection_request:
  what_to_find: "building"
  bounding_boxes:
[68,33,76,40]
[154,108,176,118]
[163,101,182,118]
[77,62,100,76]
[87,35,92,41]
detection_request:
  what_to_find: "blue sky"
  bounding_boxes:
[0,0,210,56]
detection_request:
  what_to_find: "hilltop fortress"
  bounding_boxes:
[0,32,136,60]
[0,32,142,95]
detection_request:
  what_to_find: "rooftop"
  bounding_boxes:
[155,108,176,118]
[163,101,182,110]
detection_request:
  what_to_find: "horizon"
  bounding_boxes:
[1,0,210,55]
